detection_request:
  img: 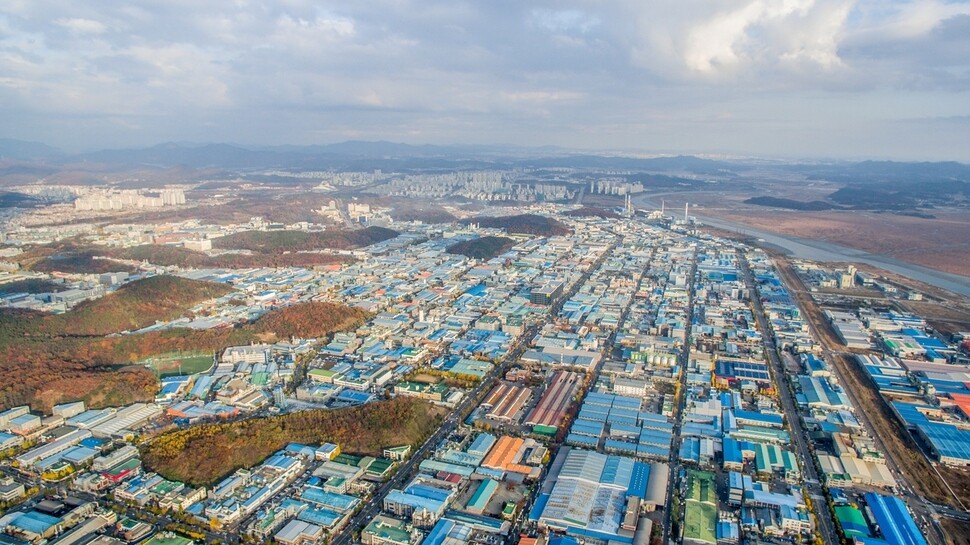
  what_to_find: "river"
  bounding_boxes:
[633,195,970,298]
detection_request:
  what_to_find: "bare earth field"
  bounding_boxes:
[702,203,970,277]
[941,519,970,545]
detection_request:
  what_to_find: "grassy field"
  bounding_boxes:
[142,352,213,377]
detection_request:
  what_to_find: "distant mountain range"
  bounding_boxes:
[0,139,565,168]
[0,138,967,184]
[0,138,65,162]
[0,138,752,174]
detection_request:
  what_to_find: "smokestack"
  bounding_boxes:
[684,202,689,222]
[661,200,665,216]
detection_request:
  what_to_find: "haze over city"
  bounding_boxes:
[2,0,970,160]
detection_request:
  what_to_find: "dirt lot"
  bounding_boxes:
[941,518,970,545]
[900,300,970,338]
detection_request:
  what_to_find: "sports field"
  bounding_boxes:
[141,352,213,378]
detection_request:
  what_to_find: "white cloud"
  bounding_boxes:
[679,0,845,73]
[54,17,106,34]
[0,0,967,159]
[853,0,970,38]
[271,13,356,50]
[531,9,599,33]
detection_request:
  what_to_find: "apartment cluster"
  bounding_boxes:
[74,189,186,211]
[376,171,575,203]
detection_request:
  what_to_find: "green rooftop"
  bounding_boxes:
[835,505,872,540]
[151,480,180,495]
[334,453,363,467]
[363,516,411,545]
[532,424,558,436]
[684,470,717,545]
[366,458,394,476]
[104,458,140,477]
[396,381,422,391]
[142,535,194,545]
[686,470,716,503]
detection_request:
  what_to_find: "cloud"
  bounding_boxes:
[54,17,106,34]
[530,9,600,34]
[269,12,356,50]
[0,0,967,159]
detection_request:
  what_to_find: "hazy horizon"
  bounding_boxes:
[2,1,969,161]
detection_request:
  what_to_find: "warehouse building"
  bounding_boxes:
[464,479,498,515]
[0,406,29,429]
[525,371,583,434]
[482,383,531,422]
[863,493,927,545]
[275,519,323,545]
[684,470,717,545]
[891,402,970,466]
[532,448,662,544]
[16,429,93,469]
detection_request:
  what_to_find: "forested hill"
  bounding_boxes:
[0,275,233,339]
[446,236,516,260]
[212,226,398,252]
[142,397,444,486]
[460,214,570,236]
[0,298,368,412]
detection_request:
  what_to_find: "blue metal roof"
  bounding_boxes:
[628,462,650,498]
[405,483,452,503]
[424,519,456,545]
[566,434,599,448]
[529,493,550,521]
[864,493,927,545]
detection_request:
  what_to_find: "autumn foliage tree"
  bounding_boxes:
[0,279,369,412]
[141,397,443,486]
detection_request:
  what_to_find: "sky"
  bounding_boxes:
[1,0,969,161]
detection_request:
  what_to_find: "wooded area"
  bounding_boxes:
[0,285,369,411]
[141,397,443,486]
[461,214,570,236]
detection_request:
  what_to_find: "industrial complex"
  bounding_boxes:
[0,196,964,545]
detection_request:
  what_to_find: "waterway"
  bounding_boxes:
[634,194,970,298]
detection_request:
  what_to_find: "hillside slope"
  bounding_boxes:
[213,226,398,252]
[446,236,515,260]
[0,296,367,412]
[142,397,443,486]
[0,275,233,339]
[461,214,570,236]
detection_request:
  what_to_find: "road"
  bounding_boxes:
[331,234,620,545]
[662,246,697,545]
[769,256,954,545]
[739,251,841,545]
